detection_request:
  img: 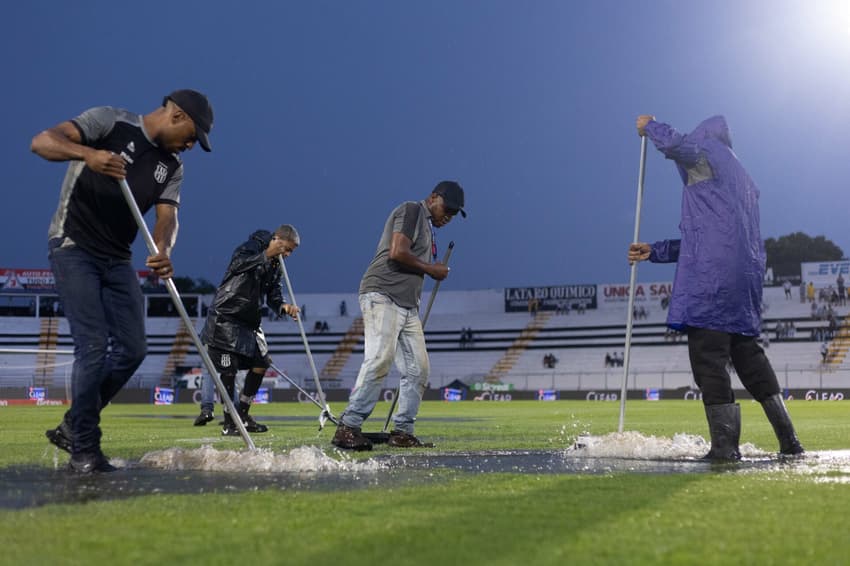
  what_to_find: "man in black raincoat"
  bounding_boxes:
[200,225,300,436]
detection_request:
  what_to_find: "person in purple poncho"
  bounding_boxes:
[628,114,803,461]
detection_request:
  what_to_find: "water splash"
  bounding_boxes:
[139,445,385,473]
[567,431,769,460]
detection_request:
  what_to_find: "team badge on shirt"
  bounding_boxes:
[154,162,168,184]
[220,353,231,368]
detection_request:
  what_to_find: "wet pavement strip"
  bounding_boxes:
[4,433,850,510]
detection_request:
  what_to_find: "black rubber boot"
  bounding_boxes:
[703,403,741,461]
[760,394,804,456]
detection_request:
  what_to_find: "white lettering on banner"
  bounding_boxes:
[473,392,512,401]
[683,389,703,401]
[505,286,597,300]
[585,391,618,401]
[600,282,673,306]
[153,387,175,405]
[504,285,598,312]
[383,390,395,402]
[804,390,845,401]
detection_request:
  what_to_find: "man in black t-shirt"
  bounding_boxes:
[33,90,213,473]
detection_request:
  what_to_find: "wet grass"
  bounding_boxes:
[2,400,849,565]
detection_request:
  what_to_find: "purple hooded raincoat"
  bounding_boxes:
[645,116,764,336]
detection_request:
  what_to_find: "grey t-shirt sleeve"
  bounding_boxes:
[159,163,182,207]
[394,202,421,240]
[71,106,118,145]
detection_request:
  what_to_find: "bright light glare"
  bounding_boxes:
[803,1,850,51]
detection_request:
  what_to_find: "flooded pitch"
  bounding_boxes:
[4,432,850,510]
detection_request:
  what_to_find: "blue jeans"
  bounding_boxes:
[49,238,147,455]
[341,292,429,434]
[200,371,216,413]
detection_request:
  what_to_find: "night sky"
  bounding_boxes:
[4,1,849,292]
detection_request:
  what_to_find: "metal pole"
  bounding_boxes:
[618,136,648,433]
[278,256,336,429]
[117,179,255,450]
[382,241,455,433]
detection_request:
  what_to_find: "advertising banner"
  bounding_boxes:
[800,261,849,288]
[0,267,156,292]
[255,388,270,404]
[598,281,673,309]
[153,386,175,405]
[28,387,47,401]
[504,284,597,312]
[442,387,465,401]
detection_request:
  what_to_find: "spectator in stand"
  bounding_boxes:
[821,342,829,363]
[807,282,815,303]
[783,280,792,300]
[340,300,348,316]
[799,281,806,304]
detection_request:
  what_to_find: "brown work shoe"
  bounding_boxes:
[332,424,373,451]
[387,430,434,448]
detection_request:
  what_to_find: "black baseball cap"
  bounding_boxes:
[433,180,466,218]
[163,89,214,152]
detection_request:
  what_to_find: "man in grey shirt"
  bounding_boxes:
[333,181,466,450]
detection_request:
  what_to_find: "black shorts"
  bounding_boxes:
[207,345,269,373]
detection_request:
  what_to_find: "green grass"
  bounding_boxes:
[2,400,849,565]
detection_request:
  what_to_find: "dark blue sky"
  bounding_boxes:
[4,1,849,292]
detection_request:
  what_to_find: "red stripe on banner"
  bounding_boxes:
[0,399,68,406]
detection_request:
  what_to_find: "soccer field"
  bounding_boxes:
[2,400,849,565]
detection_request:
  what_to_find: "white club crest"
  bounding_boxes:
[220,353,231,368]
[154,162,168,184]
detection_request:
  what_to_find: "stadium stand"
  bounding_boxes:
[2,284,848,396]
